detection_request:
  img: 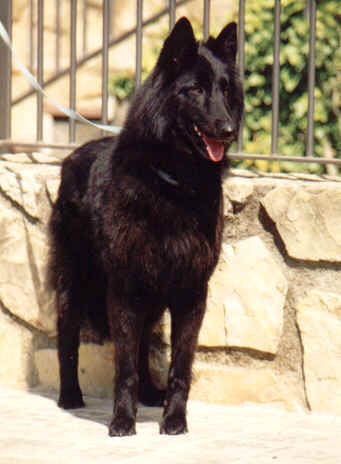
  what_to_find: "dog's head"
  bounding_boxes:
[124,17,243,163]
[157,17,243,161]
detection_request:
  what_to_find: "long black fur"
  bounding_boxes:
[49,17,243,436]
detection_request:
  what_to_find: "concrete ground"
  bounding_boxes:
[0,386,340,464]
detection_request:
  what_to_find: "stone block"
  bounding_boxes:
[0,163,60,223]
[296,290,341,413]
[200,282,227,347]
[0,164,42,219]
[190,364,304,411]
[157,237,287,353]
[0,208,56,334]
[224,176,254,204]
[155,300,227,348]
[0,164,59,335]
[222,176,254,215]
[222,237,287,354]
[35,343,115,398]
[0,311,35,388]
[262,185,341,262]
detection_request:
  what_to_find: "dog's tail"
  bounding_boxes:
[46,201,63,293]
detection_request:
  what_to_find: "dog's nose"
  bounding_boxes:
[216,120,236,138]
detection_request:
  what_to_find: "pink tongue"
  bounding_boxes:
[202,135,224,162]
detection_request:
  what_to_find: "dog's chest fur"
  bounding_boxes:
[86,151,223,299]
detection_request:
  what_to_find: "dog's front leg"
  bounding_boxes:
[160,290,206,435]
[106,286,143,437]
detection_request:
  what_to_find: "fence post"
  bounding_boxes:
[237,0,245,153]
[306,0,316,157]
[0,0,12,148]
[271,0,281,156]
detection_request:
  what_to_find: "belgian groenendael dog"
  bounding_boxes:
[49,17,243,436]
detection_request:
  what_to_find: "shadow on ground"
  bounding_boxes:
[30,387,163,428]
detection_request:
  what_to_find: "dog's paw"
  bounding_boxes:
[109,416,136,437]
[58,390,85,409]
[160,414,188,435]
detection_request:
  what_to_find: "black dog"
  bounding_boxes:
[49,17,243,436]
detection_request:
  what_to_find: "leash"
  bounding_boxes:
[0,19,121,135]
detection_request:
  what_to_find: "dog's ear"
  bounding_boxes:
[156,17,197,72]
[211,22,237,62]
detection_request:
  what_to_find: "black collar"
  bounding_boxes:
[151,166,179,187]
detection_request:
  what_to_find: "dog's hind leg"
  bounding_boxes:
[138,310,166,407]
[57,285,85,410]
[160,289,207,435]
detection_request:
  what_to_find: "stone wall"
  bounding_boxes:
[1,154,341,415]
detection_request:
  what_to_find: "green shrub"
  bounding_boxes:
[108,73,137,102]
[237,0,341,174]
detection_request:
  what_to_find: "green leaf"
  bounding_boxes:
[248,73,266,87]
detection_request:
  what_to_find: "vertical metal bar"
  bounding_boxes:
[56,0,61,73]
[169,0,175,30]
[29,0,34,72]
[108,0,113,38]
[271,0,281,155]
[203,0,210,40]
[69,0,77,143]
[37,0,44,141]
[306,0,316,157]
[136,0,143,88]
[237,0,245,153]
[0,0,12,143]
[82,0,88,57]
[101,0,110,134]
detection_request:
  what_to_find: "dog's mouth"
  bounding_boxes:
[193,124,232,163]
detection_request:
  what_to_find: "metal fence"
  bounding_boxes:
[0,0,340,171]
